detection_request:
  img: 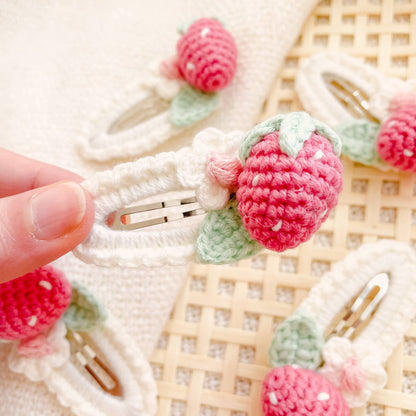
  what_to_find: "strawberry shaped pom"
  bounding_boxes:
[262,366,350,416]
[0,266,71,341]
[177,18,238,92]
[261,365,350,416]
[237,113,343,252]
[376,93,416,172]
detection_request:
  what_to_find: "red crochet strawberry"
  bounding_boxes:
[176,18,238,92]
[262,366,349,416]
[237,112,343,252]
[376,93,416,172]
[0,266,72,340]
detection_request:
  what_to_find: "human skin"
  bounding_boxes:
[0,148,94,283]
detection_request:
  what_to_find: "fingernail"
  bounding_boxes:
[29,182,87,240]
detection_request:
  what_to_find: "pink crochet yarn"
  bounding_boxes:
[262,366,350,416]
[376,93,416,172]
[177,18,238,92]
[340,357,366,393]
[0,266,72,340]
[206,152,242,187]
[237,132,343,251]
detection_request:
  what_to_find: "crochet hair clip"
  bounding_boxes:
[0,266,157,416]
[79,17,238,162]
[262,240,416,415]
[73,112,343,268]
[296,52,416,172]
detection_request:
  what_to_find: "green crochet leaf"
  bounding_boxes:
[170,86,219,127]
[268,309,324,370]
[279,112,316,158]
[196,200,262,264]
[63,281,107,331]
[336,118,382,165]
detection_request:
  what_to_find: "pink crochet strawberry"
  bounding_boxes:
[196,112,343,263]
[158,18,238,127]
[262,366,350,416]
[376,93,416,172]
[176,18,238,92]
[0,266,71,341]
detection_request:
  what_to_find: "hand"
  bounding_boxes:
[0,148,95,283]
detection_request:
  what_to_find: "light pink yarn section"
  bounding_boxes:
[237,131,343,251]
[261,366,350,416]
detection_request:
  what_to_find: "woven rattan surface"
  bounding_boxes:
[150,1,416,415]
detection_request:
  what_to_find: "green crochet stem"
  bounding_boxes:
[268,309,324,370]
[239,112,342,163]
[63,281,107,331]
[196,199,262,264]
[170,86,219,127]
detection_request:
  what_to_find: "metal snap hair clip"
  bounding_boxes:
[107,194,204,231]
[0,266,157,416]
[296,52,416,172]
[323,272,389,341]
[73,112,343,268]
[78,17,238,162]
[322,73,380,124]
[262,240,416,416]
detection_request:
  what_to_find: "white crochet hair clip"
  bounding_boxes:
[78,17,238,162]
[74,112,343,268]
[296,52,416,172]
[261,240,416,416]
[0,266,157,416]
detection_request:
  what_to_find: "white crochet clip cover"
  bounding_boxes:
[299,240,416,407]
[78,78,184,162]
[295,52,415,128]
[74,128,242,267]
[9,315,157,416]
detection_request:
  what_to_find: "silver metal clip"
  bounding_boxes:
[67,331,122,397]
[325,272,389,340]
[323,73,380,124]
[107,195,205,231]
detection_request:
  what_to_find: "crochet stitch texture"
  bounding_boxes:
[176,18,237,92]
[262,366,349,416]
[0,266,72,340]
[377,94,416,171]
[237,130,343,251]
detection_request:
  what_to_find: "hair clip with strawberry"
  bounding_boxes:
[79,17,238,162]
[74,112,343,268]
[296,52,416,172]
[0,266,157,416]
[262,240,416,415]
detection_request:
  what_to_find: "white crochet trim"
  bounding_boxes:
[74,128,242,267]
[8,321,70,382]
[295,52,412,127]
[41,315,156,416]
[77,77,183,162]
[298,240,416,407]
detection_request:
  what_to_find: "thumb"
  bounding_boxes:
[0,181,94,283]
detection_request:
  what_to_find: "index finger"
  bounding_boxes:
[0,148,83,197]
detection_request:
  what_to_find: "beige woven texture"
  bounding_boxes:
[150,1,416,415]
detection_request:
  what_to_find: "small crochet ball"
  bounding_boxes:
[377,93,416,172]
[0,266,72,340]
[262,366,350,416]
[237,131,343,252]
[177,18,238,92]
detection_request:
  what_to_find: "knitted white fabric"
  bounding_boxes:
[0,1,318,415]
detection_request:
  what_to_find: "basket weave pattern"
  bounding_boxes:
[151,1,416,414]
